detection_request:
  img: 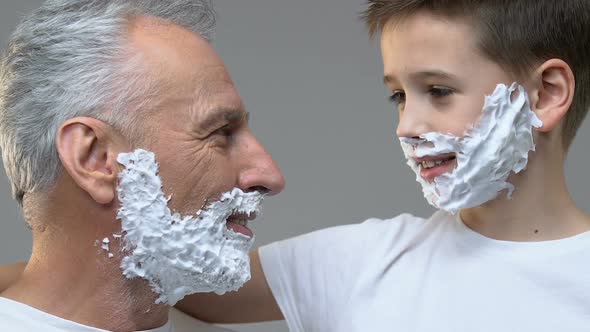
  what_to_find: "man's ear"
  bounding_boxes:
[528,59,575,133]
[56,117,123,205]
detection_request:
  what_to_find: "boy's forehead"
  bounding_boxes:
[380,11,475,47]
[380,12,480,80]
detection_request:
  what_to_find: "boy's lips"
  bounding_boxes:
[413,154,457,181]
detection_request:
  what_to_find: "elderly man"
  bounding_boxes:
[0,0,284,331]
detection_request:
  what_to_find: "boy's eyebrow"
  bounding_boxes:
[383,74,399,84]
[383,70,458,85]
[410,70,458,81]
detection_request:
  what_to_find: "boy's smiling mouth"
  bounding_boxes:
[413,153,457,181]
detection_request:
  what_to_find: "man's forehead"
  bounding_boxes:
[194,67,241,106]
[127,16,242,113]
[197,66,236,94]
[191,69,246,125]
[128,16,227,81]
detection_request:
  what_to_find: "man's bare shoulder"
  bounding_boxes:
[0,262,25,293]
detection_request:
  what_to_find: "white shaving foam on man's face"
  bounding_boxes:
[400,83,543,214]
[115,149,264,305]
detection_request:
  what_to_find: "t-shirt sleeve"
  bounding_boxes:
[258,214,422,332]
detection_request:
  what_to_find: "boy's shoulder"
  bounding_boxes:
[359,210,450,235]
[296,211,450,254]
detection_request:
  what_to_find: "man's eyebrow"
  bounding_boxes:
[383,70,458,85]
[199,108,250,132]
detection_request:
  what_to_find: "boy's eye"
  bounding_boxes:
[388,91,406,105]
[428,86,454,98]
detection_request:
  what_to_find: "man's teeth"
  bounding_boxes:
[230,220,248,226]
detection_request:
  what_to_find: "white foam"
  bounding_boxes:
[400,83,543,214]
[115,149,264,305]
[101,238,110,251]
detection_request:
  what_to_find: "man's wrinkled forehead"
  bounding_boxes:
[127,16,244,126]
[192,72,247,131]
[128,15,228,84]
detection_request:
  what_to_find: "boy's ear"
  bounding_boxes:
[528,59,575,133]
[56,117,124,205]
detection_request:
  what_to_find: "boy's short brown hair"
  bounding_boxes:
[362,0,590,148]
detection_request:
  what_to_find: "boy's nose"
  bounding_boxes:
[396,108,433,138]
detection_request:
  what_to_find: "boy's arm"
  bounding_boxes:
[0,262,26,292]
[175,250,284,323]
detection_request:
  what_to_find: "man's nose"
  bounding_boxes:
[237,135,285,196]
[395,102,432,138]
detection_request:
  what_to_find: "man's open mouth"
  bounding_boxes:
[225,212,257,238]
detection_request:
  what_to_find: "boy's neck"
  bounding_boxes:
[460,135,590,242]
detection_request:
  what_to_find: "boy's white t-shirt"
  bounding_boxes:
[259,211,590,332]
[0,297,235,332]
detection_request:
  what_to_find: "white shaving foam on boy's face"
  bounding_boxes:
[400,83,543,214]
[115,149,264,305]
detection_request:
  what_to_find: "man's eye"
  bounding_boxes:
[388,91,406,105]
[429,86,454,98]
[209,126,234,141]
[217,126,233,137]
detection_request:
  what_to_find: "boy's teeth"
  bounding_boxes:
[421,160,445,169]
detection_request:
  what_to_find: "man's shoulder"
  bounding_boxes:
[0,303,64,332]
[169,308,236,332]
[0,320,56,332]
[0,297,104,332]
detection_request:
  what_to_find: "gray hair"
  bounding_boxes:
[0,0,216,205]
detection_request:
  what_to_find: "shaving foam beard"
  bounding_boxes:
[115,149,264,305]
[400,83,543,214]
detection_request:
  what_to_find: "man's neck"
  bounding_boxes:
[460,138,590,241]
[1,222,169,332]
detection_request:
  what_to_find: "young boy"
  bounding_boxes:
[1,0,589,331]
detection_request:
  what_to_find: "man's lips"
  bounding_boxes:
[226,212,257,237]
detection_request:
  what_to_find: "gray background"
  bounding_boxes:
[0,1,588,331]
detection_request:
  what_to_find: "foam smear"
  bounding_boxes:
[400,83,543,214]
[115,149,264,305]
